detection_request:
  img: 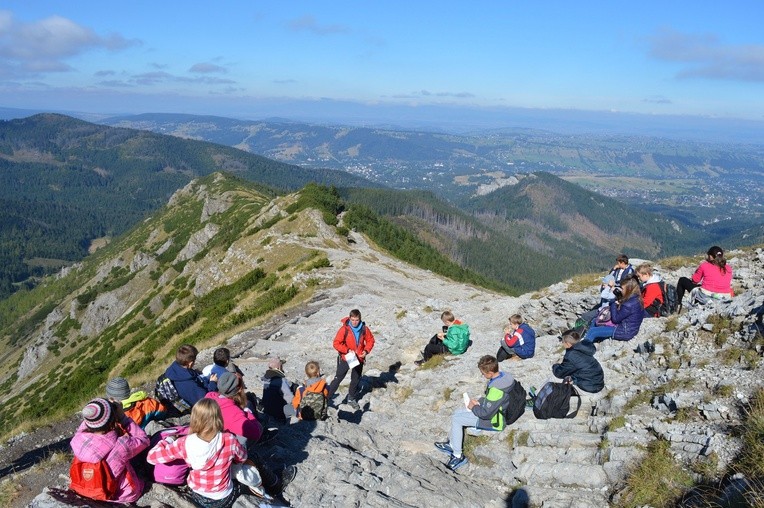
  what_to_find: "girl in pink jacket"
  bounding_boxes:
[70,398,149,503]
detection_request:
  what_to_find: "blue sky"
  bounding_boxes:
[1,2,764,125]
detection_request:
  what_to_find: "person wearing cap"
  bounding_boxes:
[70,398,149,503]
[106,377,167,429]
[261,357,297,423]
[327,308,376,411]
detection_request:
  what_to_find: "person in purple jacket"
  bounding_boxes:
[584,276,644,343]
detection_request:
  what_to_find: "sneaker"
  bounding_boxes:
[446,454,469,471]
[258,428,279,445]
[279,465,297,491]
[434,441,453,455]
[347,399,360,411]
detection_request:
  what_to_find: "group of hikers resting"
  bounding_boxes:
[422,247,734,472]
[67,247,735,504]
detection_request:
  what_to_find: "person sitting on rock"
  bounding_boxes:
[434,355,518,472]
[164,344,217,407]
[609,254,635,287]
[326,309,375,411]
[636,263,664,318]
[261,357,297,423]
[147,398,248,507]
[415,310,470,366]
[203,347,244,381]
[552,330,604,393]
[105,377,167,429]
[70,398,149,503]
[208,372,295,497]
[496,314,536,362]
[676,245,734,310]
[583,275,644,343]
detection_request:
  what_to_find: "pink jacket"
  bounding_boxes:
[692,261,733,296]
[204,392,263,442]
[70,417,149,503]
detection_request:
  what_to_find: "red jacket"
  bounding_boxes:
[642,281,664,317]
[333,317,375,363]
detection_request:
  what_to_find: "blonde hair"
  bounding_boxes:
[441,310,455,323]
[305,361,320,378]
[189,398,223,442]
[509,314,523,325]
[636,263,653,276]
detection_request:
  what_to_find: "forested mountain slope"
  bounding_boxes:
[0,114,378,299]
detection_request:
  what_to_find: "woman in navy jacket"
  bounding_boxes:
[584,276,644,343]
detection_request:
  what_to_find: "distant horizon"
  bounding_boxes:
[3,99,764,146]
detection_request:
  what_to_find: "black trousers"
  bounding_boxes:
[496,345,516,362]
[676,276,700,303]
[327,354,363,401]
[423,334,449,361]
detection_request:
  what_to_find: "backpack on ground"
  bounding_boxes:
[155,374,191,414]
[532,381,581,420]
[502,380,526,426]
[150,426,190,485]
[69,456,118,501]
[659,282,679,316]
[298,387,327,421]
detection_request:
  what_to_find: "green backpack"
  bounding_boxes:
[298,387,327,421]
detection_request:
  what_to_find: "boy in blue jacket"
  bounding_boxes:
[496,314,536,362]
[164,344,217,407]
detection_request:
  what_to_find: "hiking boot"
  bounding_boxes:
[258,428,279,445]
[347,399,360,411]
[434,441,453,455]
[279,465,297,491]
[446,454,468,471]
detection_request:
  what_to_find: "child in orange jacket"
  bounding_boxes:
[292,361,329,420]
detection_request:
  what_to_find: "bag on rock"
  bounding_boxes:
[155,374,191,414]
[532,381,581,420]
[659,282,679,316]
[150,426,190,485]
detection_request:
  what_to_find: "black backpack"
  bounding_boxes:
[155,374,191,414]
[659,282,679,316]
[532,381,581,419]
[502,380,526,426]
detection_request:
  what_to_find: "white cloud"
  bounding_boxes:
[0,10,138,77]
[649,28,764,82]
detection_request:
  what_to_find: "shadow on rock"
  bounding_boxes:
[0,436,71,480]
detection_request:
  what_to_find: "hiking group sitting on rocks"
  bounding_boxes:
[68,247,737,502]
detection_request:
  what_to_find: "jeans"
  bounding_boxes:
[449,408,479,457]
[583,325,616,343]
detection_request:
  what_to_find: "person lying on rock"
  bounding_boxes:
[326,308,375,411]
[415,310,470,366]
[434,355,517,472]
[496,313,536,362]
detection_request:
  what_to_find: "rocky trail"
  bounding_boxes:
[3,230,763,507]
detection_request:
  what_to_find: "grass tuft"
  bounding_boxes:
[616,439,693,508]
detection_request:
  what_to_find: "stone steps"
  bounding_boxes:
[515,461,610,490]
[519,484,610,508]
[511,445,600,464]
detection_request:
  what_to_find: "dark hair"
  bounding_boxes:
[176,344,198,366]
[477,355,499,374]
[349,309,361,319]
[561,329,581,345]
[707,245,727,274]
[213,347,230,367]
[616,254,629,265]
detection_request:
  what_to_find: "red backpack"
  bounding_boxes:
[69,456,118,501]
